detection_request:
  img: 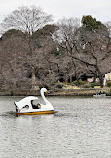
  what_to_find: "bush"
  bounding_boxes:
[79,80,86,85]
[56,83,63,89]
[90,82,100,88]
[107,81,111,87]
[83,84,91,88]
[73,80,79,86]
[73,80,86,86]
[108,89,111,96]
[10,89,14,96]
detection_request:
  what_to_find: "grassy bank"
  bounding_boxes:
[49,88,111,96]
[0,88,111,96]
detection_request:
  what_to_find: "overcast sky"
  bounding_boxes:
[0,0,111,24]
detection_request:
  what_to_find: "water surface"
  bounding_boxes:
[0,96,111,158]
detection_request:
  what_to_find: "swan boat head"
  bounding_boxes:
[41,87,48,93]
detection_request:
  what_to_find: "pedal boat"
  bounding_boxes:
[93,93,106,98]
[14,88,54,116]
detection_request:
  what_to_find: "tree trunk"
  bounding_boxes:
[70,75,72,83]
[99,76,103,88]
[95,65,103,88]
[31,66,36,90]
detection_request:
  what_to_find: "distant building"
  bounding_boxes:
[103,72,111,86]
[87,77,99,83]
[87,77,94,83]
[105,72,111,81]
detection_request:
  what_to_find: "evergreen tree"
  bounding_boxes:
[82,15,102,31]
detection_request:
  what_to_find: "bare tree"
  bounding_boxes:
[1,6,52,35]
[32,25,60,87]
[53,17,81,82]
[0,29,33,90]
[78,26,111,87]
[54,16,111,87]
[1,6,53,90]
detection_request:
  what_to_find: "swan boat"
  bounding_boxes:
[93,93,106,98]
[14,88,54,116]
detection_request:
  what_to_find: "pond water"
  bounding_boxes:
[0,96,111,158]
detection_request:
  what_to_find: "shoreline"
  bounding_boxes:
[0,88,111,96]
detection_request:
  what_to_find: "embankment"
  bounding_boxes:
[0,88,111,96]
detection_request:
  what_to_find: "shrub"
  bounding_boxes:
[108,89,111,96]
[10,89,14,96]
[73,80,86,86]
[56,83,63,89]
[79,80,86,85]
[107,81,111,87]
[83,84,91,88]
[73,80,79,86]
[90,82,100,88]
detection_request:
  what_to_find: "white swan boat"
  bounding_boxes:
[14,88,54,116]
[93,93,106,98]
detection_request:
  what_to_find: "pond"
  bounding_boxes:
[0,96,111,158]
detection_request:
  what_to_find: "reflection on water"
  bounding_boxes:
[0,96,111,158]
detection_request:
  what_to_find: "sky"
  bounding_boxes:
[0,0,111,24]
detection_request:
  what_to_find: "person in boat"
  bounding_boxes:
[99,91,102,95]
[31,100,40,109]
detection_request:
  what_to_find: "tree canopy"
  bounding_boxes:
[1,29,24,40]
[1,6,53,35]
[82,15,102,31]
[0,11,111,90]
